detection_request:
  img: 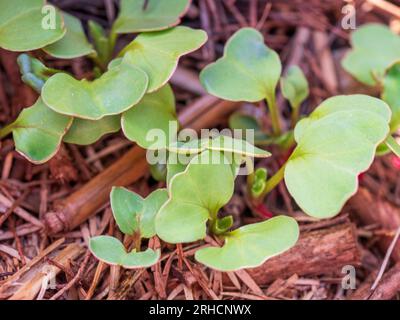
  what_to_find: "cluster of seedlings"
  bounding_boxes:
[1,0,400,271]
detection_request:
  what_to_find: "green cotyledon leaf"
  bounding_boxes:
[284,95,391,219]
[166,151,194,187]
[44,12,94,59]
[342,23,400,86]
[382,62,400,132]
[199,27,282,103]
[89,236,160,268]
[120,26,207,92]
[121,84,178,149]
[155,150,235,243]
[110,187,143,235]
[294,95,391,141]
[2,98,72,164]
[140,189,169,238]
[113,0,191,34]
[165,136,270,186]
[63,115,121,145]
[195,216,299,271]
[63,116,121,145]
[110,187,168,238]
[168,135,271,158]
[280,65,309,109]
[0,0,66,51]
[42,63,148,120]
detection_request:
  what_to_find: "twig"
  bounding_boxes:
[0,189,30,227]
[50,251,91,300]
[366,0,400,19]
[85,261,106,300]
[371,226,400,290]
[0,193,42,227]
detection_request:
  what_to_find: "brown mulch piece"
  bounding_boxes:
[1,0,400,300]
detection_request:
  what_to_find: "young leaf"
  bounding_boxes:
[120,26,207,92]
[382,62,400,132]
[251,168,268,198]
[44,12,94,59]
[195,216,299,271]
[200,28,282,103]
[114,0,191,34]
[88,20,112,67]
[280,65,309,109]
[63,116,121,145]
[285,95,391,218]
[0,0,66,51]
[90,236,160,268]
[342,23,400,86]
[213,216,234,234]
[42,64,148,120]
[110,187,168,238]
[110,187,144,235]
[228,112,271,145]
[156,150,235,243]
[122,84,178,149]
[1,98,72,164]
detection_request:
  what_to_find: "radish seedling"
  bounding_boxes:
[200,27,392,219]
[89,187,168,268]
[200,28,282,136]
[155,146,299,271]
[342,23,400,155]
[280,65,309,127]
[0,1,206,164]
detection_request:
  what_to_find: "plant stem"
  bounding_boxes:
[258,164,286,200]
[291,104,300,128]
[134,232,142,252]
[385,135,400,157]
[109,27,118,57]
[265,95,282,136]
[0,124,15,140]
